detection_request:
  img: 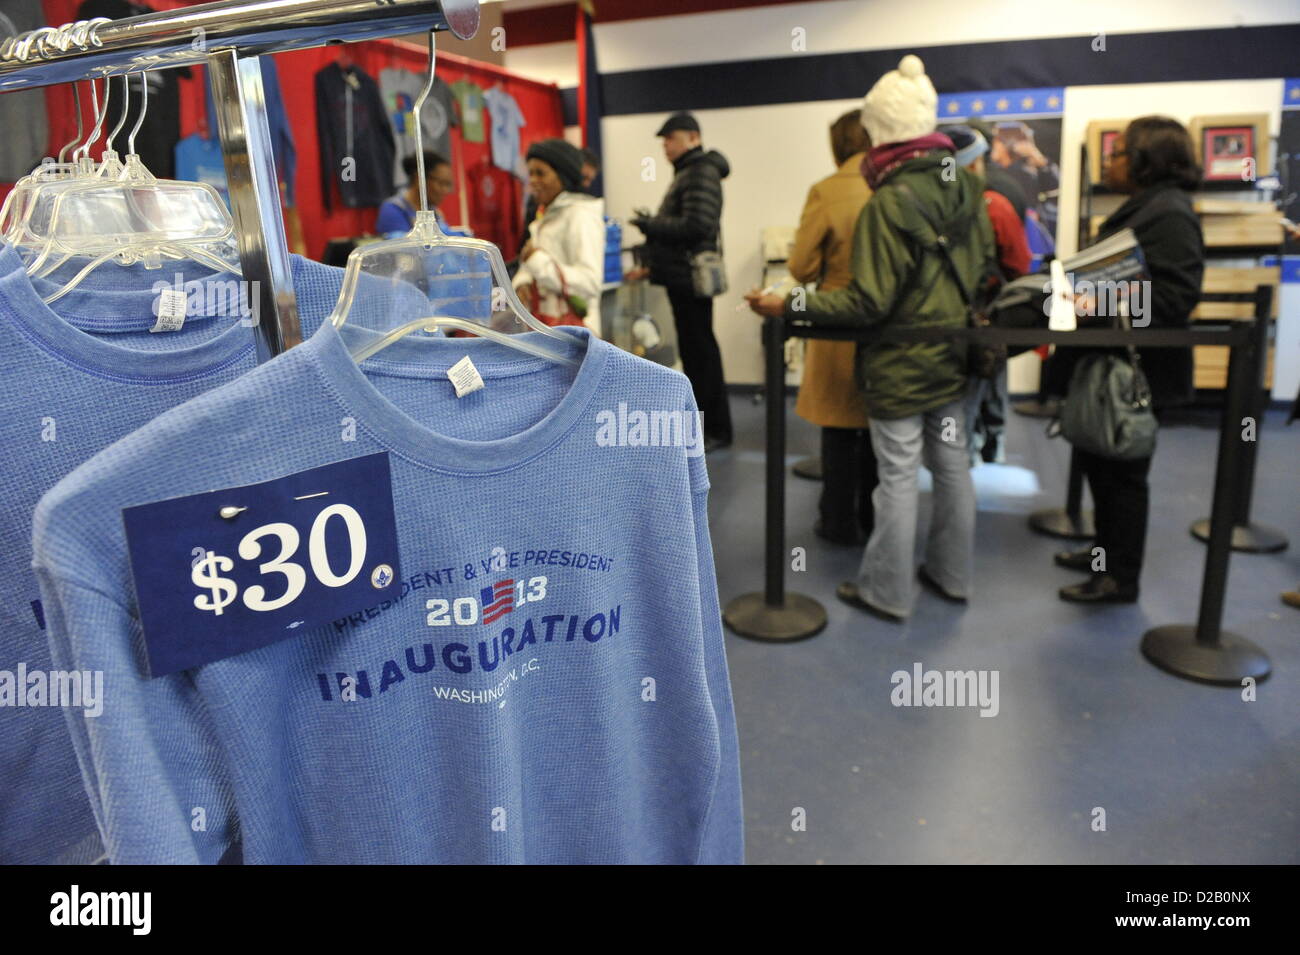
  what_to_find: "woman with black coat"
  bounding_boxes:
[1055,116,1206,603]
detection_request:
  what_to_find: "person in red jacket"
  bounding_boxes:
[942,124,1030,464]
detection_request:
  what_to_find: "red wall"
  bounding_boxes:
[31,1,565,260]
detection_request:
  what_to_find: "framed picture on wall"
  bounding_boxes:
[1085,118,1129,185]
[1189,113,1271,182]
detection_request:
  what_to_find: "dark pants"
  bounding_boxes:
[1075,447,1153,588]
[821,426,878,538]
[666,286,733,443]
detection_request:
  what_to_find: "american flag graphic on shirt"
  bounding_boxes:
[480,579,516,624]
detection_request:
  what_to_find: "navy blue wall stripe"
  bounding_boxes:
[585,23,1300,116]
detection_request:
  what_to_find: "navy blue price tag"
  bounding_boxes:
[122,452,400,678]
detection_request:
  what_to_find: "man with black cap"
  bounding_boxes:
[631,112,733,451]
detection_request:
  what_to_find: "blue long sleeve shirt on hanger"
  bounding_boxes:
[0,245,424,864]
[32,321,743,864]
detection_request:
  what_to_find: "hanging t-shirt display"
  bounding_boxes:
[32,320,743,865]
[314,62,396,211]
[450,79,487,145]
[484,85,527,178]
[380,68,459,187]
[0,248,376,865]
[466,157,523,254]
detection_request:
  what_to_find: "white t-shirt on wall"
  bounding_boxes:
[484,86,527,179]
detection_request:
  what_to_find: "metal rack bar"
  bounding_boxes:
[0,0,479,361]
[207,50,300,363]
[0,0,479,90]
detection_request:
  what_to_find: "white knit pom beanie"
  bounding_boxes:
[860,54,938,147]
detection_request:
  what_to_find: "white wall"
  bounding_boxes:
[603,99,862,388]
[504,0,1300,78]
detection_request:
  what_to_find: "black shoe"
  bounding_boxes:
[835,581,904,622]
[815,519,866,547]
[1053,548,1094,572]
[704,436,732,454]
[917,564,967,603]
[1058,575,1138,604]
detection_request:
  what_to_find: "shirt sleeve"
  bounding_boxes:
[519,202,605,308]
[786,183,829,285]
[33,566,238,865]
[689,484,744,865]
[984,191,1030,279]
[442,83,460,129]
[315,71,336,213]
[374,200,409,236]
[639,164,720,245]
[1136,210,1204,328]
[789,191,913,326]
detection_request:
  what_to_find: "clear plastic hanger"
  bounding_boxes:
[94,73,131,180]
[0,80,98,248]
[28,72,242,303]
[327,30,580,367]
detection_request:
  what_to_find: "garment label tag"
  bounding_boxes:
[151,288,187,332]
[122,452,401,678]
[448,355,484,397]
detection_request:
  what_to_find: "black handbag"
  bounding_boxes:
[1058,312,1158,460]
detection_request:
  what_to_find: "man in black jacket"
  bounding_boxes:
[632,113,733,450]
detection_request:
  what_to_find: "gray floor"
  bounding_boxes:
[706,394,1300,864]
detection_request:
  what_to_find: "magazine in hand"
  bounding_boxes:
[1060,227,1148,287]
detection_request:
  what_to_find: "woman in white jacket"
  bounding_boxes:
[513,138,606,335]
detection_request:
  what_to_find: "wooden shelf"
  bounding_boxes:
[1190,266,1280,320]
[1202,214,1283,248]
[1190,265,1278,388]
[1193,197,1275,215]
[1194,343,1275,390]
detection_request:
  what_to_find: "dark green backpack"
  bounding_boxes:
[892,182,1004,379]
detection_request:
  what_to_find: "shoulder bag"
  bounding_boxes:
[1058,311,1158,460]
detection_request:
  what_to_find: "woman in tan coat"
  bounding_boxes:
[790,110,876,545]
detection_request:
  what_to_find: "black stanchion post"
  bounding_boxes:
[1142,319,1272,683]
[723,314,827,641]
[1189,287,1287,553]
[764,313,785,605]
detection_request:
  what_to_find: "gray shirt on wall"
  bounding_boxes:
[379,68,459,187]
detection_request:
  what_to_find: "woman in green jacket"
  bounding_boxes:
[748,55,995,621]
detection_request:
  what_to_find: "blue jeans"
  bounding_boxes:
[857,398,976,616]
